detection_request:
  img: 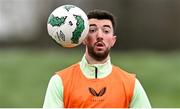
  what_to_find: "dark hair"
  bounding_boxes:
[87,9,116,32]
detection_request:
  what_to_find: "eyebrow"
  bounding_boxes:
[89,24,97,27]
[103,25,111,28]
[89,24,111,29]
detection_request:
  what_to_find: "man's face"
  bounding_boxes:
[84,19,116,61]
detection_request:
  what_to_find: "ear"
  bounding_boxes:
[111,35,117,47]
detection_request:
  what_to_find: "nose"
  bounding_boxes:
[96,29,103,40]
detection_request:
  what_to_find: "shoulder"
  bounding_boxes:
[56,62,80,76]
[43,74,64,108]
[56,62,81,83]
[112,65,136,79]
[111,65,136,102]
[47,74,63,92]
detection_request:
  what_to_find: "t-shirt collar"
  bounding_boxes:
[79,54,112,79]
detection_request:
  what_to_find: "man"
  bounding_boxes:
[43,9,151,108]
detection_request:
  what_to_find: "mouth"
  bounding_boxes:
[95,42,105,49]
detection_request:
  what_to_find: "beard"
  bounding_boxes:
[87,43,110,61]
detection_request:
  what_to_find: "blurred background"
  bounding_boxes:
[0,0,180,107]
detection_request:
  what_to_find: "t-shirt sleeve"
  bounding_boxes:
[43,74,64,108]
[129,78,151,108]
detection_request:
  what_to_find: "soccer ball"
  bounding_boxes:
[47,5,89,48]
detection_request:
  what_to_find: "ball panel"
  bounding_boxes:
[47,5,89,48]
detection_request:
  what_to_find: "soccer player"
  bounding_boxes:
[43,9,151,108]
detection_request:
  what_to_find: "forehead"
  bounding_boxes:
[88,19,113,28]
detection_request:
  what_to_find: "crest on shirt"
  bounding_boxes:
[88,87,106,97]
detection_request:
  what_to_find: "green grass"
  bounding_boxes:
[0,48,180,107]
[112,51,180,107]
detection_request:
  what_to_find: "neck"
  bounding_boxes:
[85,51,110,64]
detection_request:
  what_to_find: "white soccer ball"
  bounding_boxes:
[47,5,89,48]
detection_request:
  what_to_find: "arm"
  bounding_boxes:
[43,74,64,108]
[130,79,151,108]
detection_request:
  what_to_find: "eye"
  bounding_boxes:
[89,27,97,33]
[102,28,111,34]
[104,30,110,34]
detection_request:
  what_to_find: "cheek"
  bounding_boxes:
[105,37,115,47]
[86,35,96,44]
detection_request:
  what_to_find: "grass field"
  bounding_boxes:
[0,48,180,107]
